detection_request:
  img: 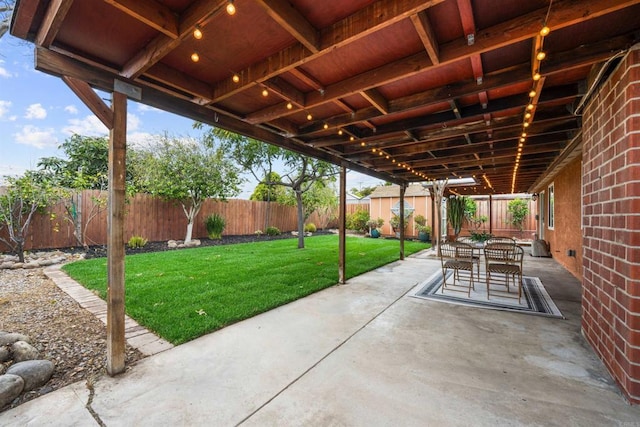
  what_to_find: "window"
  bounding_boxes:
[548,183,555,230]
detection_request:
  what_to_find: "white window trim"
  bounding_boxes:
[548,183,555,230]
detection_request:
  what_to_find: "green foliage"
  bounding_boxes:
[135,134,242,243]
[366,218,384,230]
[205,213,226,239]
[447,196,467,237]
[127,235,148,248]
[0,171,63,262]
[390,214,409,231]
[265,226,281,236]
[350,185,378,199]
[304,223,317,233]
[507,198,530,231]
[414,214,430,233]
[346,209,370,232]
[470,231,492,242]
[250,172,288,202]
[62,235,428,344]
[203,124,338,248]
[464,198,477,220]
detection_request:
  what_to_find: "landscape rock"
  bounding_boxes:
[0,332,31,346]
[0,347,10,363]
[6,360,55,392]
[0,374,25,409]
[11,341,40,362]
[0,251,79,270]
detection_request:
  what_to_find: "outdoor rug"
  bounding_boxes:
[412,271,564,318]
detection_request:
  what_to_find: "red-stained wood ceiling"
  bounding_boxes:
[10,0,640,194]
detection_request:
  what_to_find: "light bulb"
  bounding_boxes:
[523,122,530,128]
[529,90,536,98]
[525,112,532,119]
[338,129,343,135]
[360,141,365,146]
[286,102,293,110]
[520,137,525,143]
[521,132,527,137]
[191,52,200,62]
[323,123,329,130]
[306,113,312,121]
[349,136,354,141]
[232,74,240,83]
[262,89,268,97]
[527,103,534,110]
[540,26,550,36]
[533,72,541,81]
[226,0,236,15]
[536,51,546,61]
[372,148,377,153]
[193,26,203,40]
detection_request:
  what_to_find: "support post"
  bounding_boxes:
[338,166,347,284]
[106,91,127,375]
[399,184,406,260]
[489,194,493,235]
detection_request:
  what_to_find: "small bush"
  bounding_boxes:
[304,223,317,233]
[127,235,148,249]
[254,230,263,236]
[265,226,281,236]
[346,209,370,232]
[205,213,226,239]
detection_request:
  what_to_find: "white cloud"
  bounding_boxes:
[13,125,59,149]
[0,100,11,119]
[24,103,47,120]
[0,164,27,181]
[64,105,79,115]
[127,114,141,131]
[63,115,108,136]
[0,60,12,78]
[137,104,161,113]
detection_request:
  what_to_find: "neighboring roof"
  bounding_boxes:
[10,0,640,194]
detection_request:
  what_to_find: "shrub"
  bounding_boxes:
[265,226,281,236]
[414,214,426,227]
[205,213,226,239]
[127,235,148,249]
[304,223,317,233]
[346,209,370,232]
[254,230,263,236]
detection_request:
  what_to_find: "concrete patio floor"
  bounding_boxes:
[1,248,639,426]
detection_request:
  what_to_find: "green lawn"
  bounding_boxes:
[62,235,429,344]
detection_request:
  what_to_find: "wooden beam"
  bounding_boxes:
[211,0,445,102]
[35,0,74,47]
[256,0,319,53]
[106,90,127,376]
[227,0,634,125]
[410,11,439,64]
[361,89,389,115]
[104,0,179,38]
[62,76,114,128]
[121,0,227,78]
[399,184,406,260]
[339,166,346,284]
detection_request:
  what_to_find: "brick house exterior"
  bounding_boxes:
[581,45,640,403]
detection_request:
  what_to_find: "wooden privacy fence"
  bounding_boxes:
[0,190,330,252]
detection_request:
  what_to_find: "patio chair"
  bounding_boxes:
[439,241,476,297]
[486,236,516,245]
[455,235,481,279]
[484,243,524,303]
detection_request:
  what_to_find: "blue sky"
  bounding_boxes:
[0,35,381,197]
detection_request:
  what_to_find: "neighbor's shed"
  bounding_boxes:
[369,184,432,237]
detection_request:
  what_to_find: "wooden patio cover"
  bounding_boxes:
[10,0,640,373]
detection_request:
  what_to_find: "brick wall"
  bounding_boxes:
[544,156,583,280]
[582,46,640,403]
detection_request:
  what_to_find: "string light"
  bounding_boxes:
[262,89,269,97]
[193,26,203,40]
[190,52,200,62]
[306,113,313,120]
[536,51,546,61]
[286,102,293,109]
[338,129,343,135]
[226,0,236,15]
[540,25,550,37]
[323,123,329,130]
[529,90,537,98]
[232,74,240,83]
[533,72,541,81]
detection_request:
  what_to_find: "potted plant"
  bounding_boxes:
[447,196,466,241]
[367,218,383,238]
[414,215,431,242]
[390,214,409,237]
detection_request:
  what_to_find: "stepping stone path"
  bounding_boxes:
[0,332,54,409]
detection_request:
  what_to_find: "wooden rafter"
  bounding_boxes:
[256,0,319,53]
[410,11,439,64]
[104,0,179,38]
[35,0,73,47]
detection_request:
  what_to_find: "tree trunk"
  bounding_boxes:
[17,241,25,263]
[185,221,194,243]
[296,190,305,249]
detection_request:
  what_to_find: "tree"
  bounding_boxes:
[350,185,378,199]
[135,135,242,244]
[201,125,339,248]
[250,172,287,203]
[507,198,530,234]
[37,135,126,248]
[0,171,62,262]
[0,1,14,40]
